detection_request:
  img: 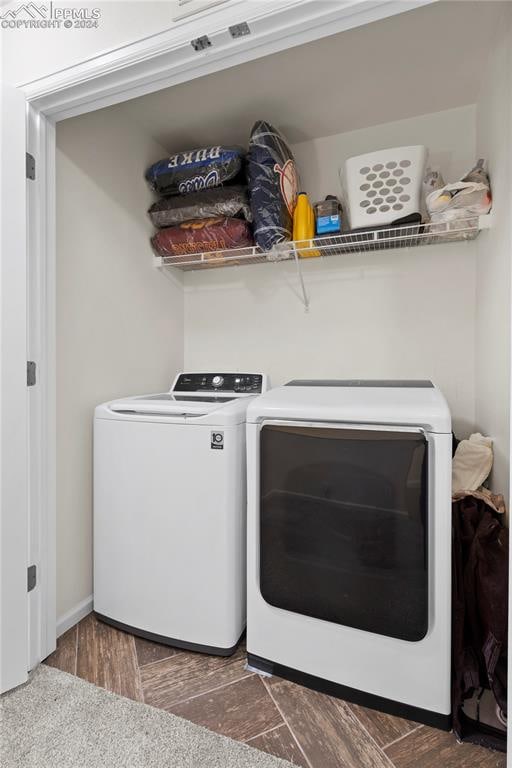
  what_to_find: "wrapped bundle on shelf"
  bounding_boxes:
[151,217,253,263]
[149,185,252,228]
[146,145,254,264]
[145,146,245,196]
[247,120,299,251]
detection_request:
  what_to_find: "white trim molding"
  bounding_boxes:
[56,595,93,639]
[27,105,57,666]
[0,83,29,694]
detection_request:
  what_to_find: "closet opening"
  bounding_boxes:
[32,2,511,764]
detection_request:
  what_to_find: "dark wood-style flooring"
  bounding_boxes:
[44,613,505,768]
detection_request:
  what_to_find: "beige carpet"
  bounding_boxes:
[1,664,292,768]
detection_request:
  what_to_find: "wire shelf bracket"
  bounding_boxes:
[292,242,310,311]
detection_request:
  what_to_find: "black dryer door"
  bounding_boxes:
[259,423,429,642]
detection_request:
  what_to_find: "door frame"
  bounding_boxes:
[0,83,29,694]
[17,0,434,667]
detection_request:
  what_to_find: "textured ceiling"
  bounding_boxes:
[75,1,502,151]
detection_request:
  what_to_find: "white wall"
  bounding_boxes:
[56,106,183,620]
[0,0,313,87]
[1,1,175,86]
[475,5,512,505]
[185,107,478,437]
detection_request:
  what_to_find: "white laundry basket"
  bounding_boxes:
[343,146,427,229]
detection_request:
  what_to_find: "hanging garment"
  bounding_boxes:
[452,490,508,752]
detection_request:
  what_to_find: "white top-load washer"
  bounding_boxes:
[94,371,268,656]
[246,379,452,728]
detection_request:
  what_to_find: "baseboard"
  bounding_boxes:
[56,595,93,638]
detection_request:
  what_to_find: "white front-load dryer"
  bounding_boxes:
[246,379,452,727]
[94,371,268,655]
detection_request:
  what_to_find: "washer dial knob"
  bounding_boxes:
[212,375,224,388]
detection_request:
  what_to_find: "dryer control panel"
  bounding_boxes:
[174,373,265,394]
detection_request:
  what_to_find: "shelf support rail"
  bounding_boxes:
[292,243,310,312]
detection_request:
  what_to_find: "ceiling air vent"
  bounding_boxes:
[172,0,229,22]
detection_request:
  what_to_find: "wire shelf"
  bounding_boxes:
[153,215,490,272]
[154,245,267,271]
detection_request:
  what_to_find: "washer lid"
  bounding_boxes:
[108,393,237,417]
[246,379,451,433]
[96,372,269,425]
[96,391,257,425]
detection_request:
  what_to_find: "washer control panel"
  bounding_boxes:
[174,373,265,394]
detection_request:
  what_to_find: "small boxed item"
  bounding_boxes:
[343,145,427,229]
[314,196,342,235]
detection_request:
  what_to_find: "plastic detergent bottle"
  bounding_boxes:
[293,193,320,257]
